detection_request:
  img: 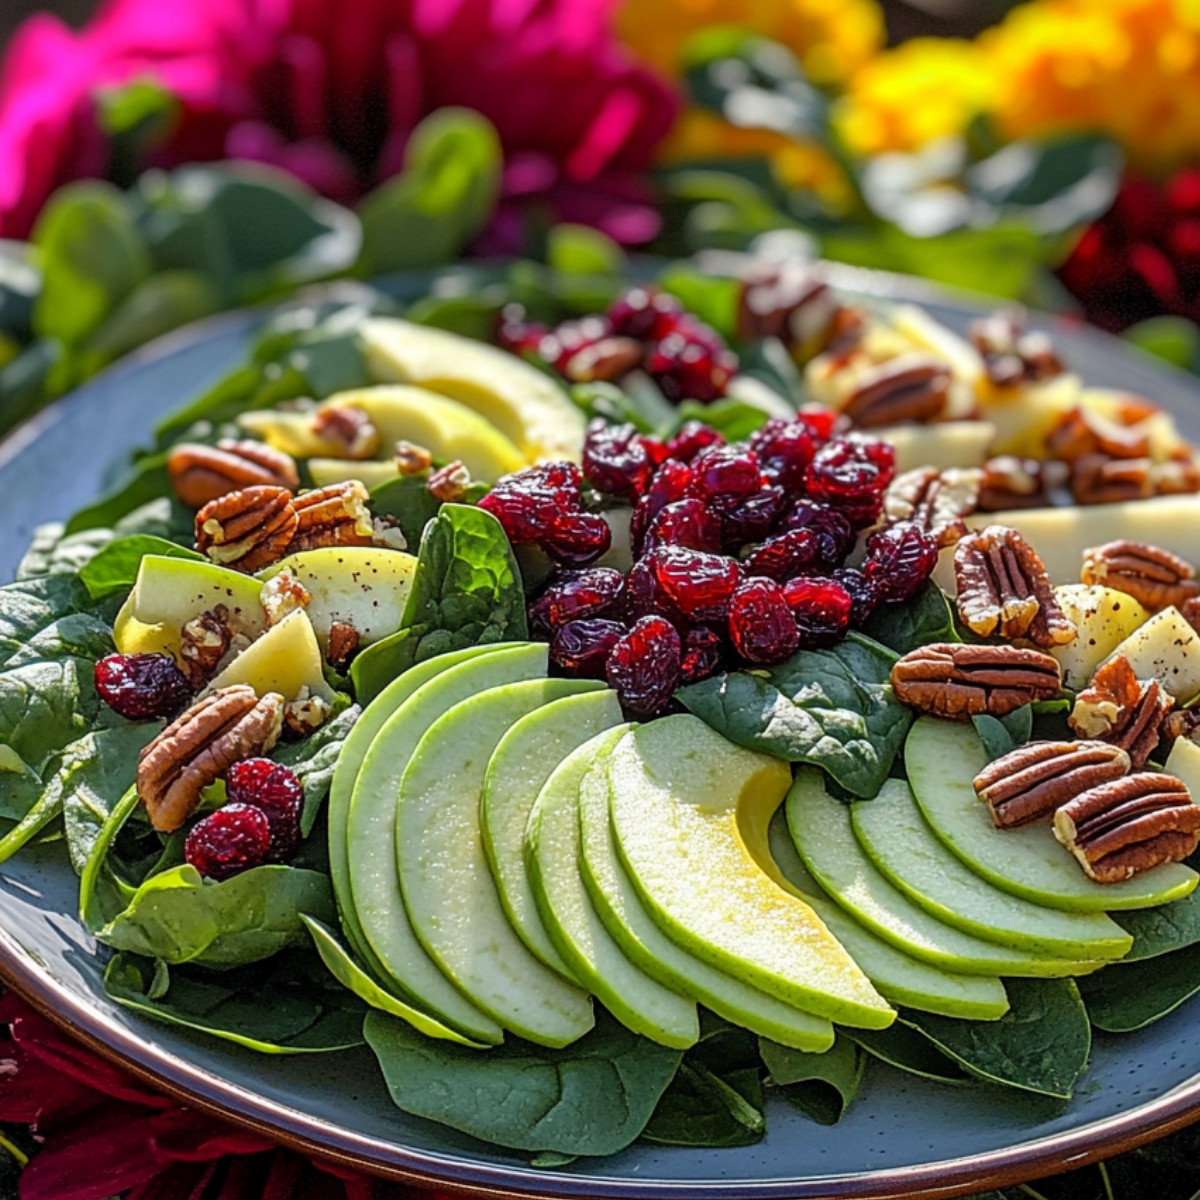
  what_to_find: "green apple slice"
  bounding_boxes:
[349,645,555,1043]
[905,717,1197,910]
[307,459,401,490]
[481,690,624,979]
[526,728,699,1049]
[852,780,1132,960]
[398,679,597,1047]
[205,608,333,701]
[607,716,894,1029]
[766,814,1009,1020]
[577,738,836,1050]
[786,768,1105,978]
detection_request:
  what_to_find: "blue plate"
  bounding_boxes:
[3,268,1200,1198]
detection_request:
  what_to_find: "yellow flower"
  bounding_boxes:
[834,38,991,157]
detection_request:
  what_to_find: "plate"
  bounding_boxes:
[3,268,1200,1200]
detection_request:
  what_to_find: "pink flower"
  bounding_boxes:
[0,0,679,242]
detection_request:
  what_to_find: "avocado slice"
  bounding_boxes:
[398,679,598,1047]
[526,726,699,1049]
[905,717,1197,910]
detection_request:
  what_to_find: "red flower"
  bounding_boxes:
[0,0,679,244]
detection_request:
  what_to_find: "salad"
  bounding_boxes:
[6,252,1200,1163]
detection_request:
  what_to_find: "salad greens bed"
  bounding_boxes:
[6,278,1200,1167]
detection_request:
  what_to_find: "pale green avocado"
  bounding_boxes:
[481,690,625,979]
[360,317,586,462]
[348,645,556,1043]
[327,643,516,987]
[606,716,894,1030]
[905,718,1197,910]
[576,737,836,1050]
[852,780,1132,961]
[526,728,699,1049]
[258,546,417,649]
[786,769,1105,978]
[398,679,598,1047]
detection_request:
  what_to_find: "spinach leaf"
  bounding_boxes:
[672,398,771,441]
[678,633,910,798]
[364,1007,682,1156]
[105,950,365,1053]
[0,575,94,669]
[861,583,958,655]
[96,863,337,969]
[901,979,1091,1100]
[79,535,204,599]
[351,504,527,703]
[844,1025,968,1085]
[972,706,1033,762]
[63,450,171,535]
[1079,943,1200,1032]
[1114,888,1200,961]
[367,476,442,552]
[274,705,361,836]
[759,1035,865,1125]
[80,783,143,931]
[17,523,115,580]
[5,613,115,669]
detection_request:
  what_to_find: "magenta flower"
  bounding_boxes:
[0,0,679,244]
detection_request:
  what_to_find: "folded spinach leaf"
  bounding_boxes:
[677,633,910,798]
[79,535,204,599]
[860,582,958,655]
[844,1025,968,1085]
[1113,888,1200,961]
[368,476,442,549]
[972,705,1033,762]
[17,523,115,580]
[105,950,365,1053]
[275,704,361,835]
[364,1007,682,1156]
[1079,942,1200,1032]
[759,1035,865,1125]
[64,450,173,535]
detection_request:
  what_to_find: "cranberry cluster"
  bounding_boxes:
[484,415,939,717]
[184,759,304,881]
[497,286,737,403]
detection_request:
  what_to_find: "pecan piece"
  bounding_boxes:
[954,525,1076,647]
[137,685,285,832]
[427,460,471,502]
[1069,654,1174,769]
[562,336,643,383]
[892,643,1062,718]
[842,358,950,428]
[736,262,840,349]
[260,572,312,626]
[168,440,300,508]
[1071,454,1153,505]
[974,740,1131,829]
[976,456,1069,512]
[1053,772,1200,883]
[884,467,981,548]
[970,310,1065,388]
[327,621,361,670]
[311,406,379,459]
[1081,540,1200,612]
[1046,407,1151,464]
[290,481,374,552]
[394,440,433,475]
[178,606,233,687]
[195,485,297,572]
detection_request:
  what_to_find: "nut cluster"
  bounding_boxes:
[1069,654,1174,769]
[891,643,1062,718]
[167,440,300,509]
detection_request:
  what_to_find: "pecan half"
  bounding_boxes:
[954,525,1076,647]
[976,456,1069,512]
[168,440,300,508]
[1069,654,1174,769]
[394,441,433,475]
[1046,407,1151,464]
[178,607,233,687]
[427,461,471,502]
[842,358,950,428]
[970,310,1065,388]
[1053,772,1200,883]
[137,685,285,832]
[1071,454,1153,505]
[290,481,374,552]
[311,406,379,459]
[563,336,643,383]
[195,485,297,572]
[1081,540,1200,612]
[973,740,1131,829]
[892,643,1062,718]
[884,467,981,548]
[283,688,333,738]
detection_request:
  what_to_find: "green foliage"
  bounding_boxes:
[845,1024,968,1085]
[79,535,204,599]
[861,583,959,655]
[1079,942,1200,1032]
[367,475,443,548]
[1114,888,1200,961]
[760,1035,865,1125]
[972,706,1033,761]
[274,705,361,835]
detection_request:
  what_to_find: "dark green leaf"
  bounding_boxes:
[17,524,115,580]
[5,612,115,670]
[275,705,361,836]
[63,451,171,535]
[971,706,1033,762]
[79,535,204,599]
[844,1024,969,1085]
[0,575,95,669]
[760,1035,865,1125]
[368,475,443,549]
[1114,887,1200,961]
[641,1062,765,1147]
[861,583,958,655]
[1079,942,1200,1032]
[673,397,771,440]
[656,265,741,340]
[570,379,676,434]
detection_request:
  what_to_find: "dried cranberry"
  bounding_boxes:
[608,287,684,342]
[479,462,582,545]
[185,803,271,881]
[622,556,662,622]
[680,627,725,684]
[715,485,787,551]
[666,420,724,463]
[605,615,682,717]
[645,323,737,403]
[832,567,879,626]
[640,436,670,467]
[805,437,894,529]
[781,501,856,569]
[225,758,303,863]
[94,653,192,720]
[542,513,612,567]
[750,419,816,491]
[689,445,762,502]
[642,498,722,553]
[744,529,822,581]
[582,419,652,499]
[862,523,939,603]
[728,578,799,665]
[796,405,843,443]
[528,568,625,636]
[551,618,627,677]
[496,304,549,357]
[631,458,693,553]
[782,577,853,646]
[649,545,742,623]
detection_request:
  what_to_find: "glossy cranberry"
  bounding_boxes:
[185,803,271,881]
[680,627,725,685]
[805,438,894,529]
[796,405,843,443]
[608,287,685,341]
[622,556,662,622]
[582,419,652,499]
[94,653,192,720]
[832,567,879,626]
[649,545,742,623]
[744,529,822,581]
[642,499,723,553]
[541,513,612,567]
[640,436,670,467]
[728,578,799,665]
[496,304,549,357]
[689,445,761,502]
[645,322,737,403]
[225,758,303,863]
[605,615,683,717]
[781,501,856,570]
[862,522,939,603]
[715,486,787,551]
[528,568,625,636]
[551,618,627,678]
[750,419,815,491]
[665,420,725,463]
[479,462,583,544]
[631,458,694,553]
[782,577,853,646]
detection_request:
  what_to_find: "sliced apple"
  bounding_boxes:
[1099,606,1200,702]
[976,372,1082,457]
[1049,584,1152,690]
[876,421,995,475]
[307,459,400,490]
[204,609,333,702]
[237,409,346,459]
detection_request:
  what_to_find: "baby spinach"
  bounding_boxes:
[368,476,443,549]
[0,575,95,668]
[972,705,1033,762]
[79,535,203,599]
[364,1007,682,1156]
[678,632,911,798]
[759,1035,865,1125]
[1079,942,1200,1032]
[861,582,959,656]
[105,950,365,1053]
[1115,889,1200,961]
[64,451,173,535]
[845,1025,969,1085]
[17,524,115,579]
[96,863,337,969]
[901,979,1091,1100]
[274,705,361,835]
